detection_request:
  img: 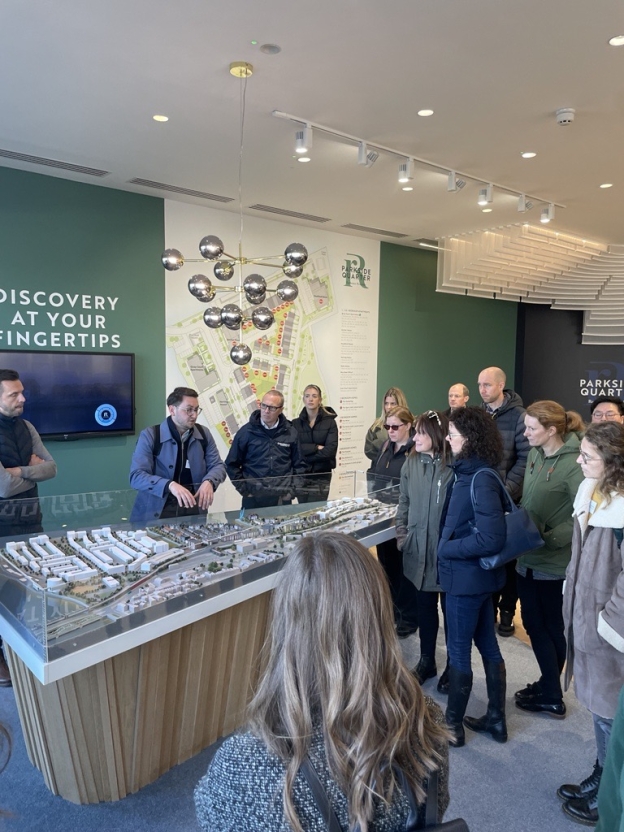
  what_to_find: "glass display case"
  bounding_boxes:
[0,471,398,682]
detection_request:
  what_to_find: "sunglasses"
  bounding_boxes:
[384,423,407,431]
[426,410,442,427]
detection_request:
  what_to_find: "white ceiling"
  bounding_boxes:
[3,0,624,247]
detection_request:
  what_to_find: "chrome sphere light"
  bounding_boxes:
[230,343,252,365]
[221,303,244,329]
[284,243,308,267]
[276,279,299,302]
[199,235,225,260]
[245,291,266,305]
[188,274,216,302]
[251,307,274,330]
[203,307,224,328]
[214,260,235,281]
[282,261,303,278]
[243,273,267,298]
[161,248,185,271]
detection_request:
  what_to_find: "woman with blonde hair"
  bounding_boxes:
[195,532,450,832]
[514,401,585,719]
[292,384,338,503]
[365,386,409,464]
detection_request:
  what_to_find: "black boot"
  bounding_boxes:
[562,792,599,827]
[412,656,437,685]
[557,760,602,801]
[464,660,507,743]
[498,610,515,637]
[445,666,473,747]
[437,660,450,694]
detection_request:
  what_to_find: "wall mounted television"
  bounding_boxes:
[0,350,135,440]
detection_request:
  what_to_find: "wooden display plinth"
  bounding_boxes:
[6,590,271,804]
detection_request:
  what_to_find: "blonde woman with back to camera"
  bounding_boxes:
[195,532,450,832]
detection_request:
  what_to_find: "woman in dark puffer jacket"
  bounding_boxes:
[292,384,338,503]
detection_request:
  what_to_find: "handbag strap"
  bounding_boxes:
[300,755,438,831]
[470,468,515,515]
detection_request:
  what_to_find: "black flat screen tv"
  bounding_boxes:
[0,350,135,440]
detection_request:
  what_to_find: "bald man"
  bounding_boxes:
[478,366,529,637]
[448,383,470,412]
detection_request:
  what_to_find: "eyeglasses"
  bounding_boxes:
[579,450,600,464]
[426,410,442,427]
[178,406,202,415]
[260,403,282,412]
[592,411,621,421]
[384,423,406,431]
[447,432,463,439]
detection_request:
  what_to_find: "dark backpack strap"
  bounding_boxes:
[470,468,515,515]
[300,757,344,832]
[614,528,624,547]
[151,425,162,459]
[194,422,209,452]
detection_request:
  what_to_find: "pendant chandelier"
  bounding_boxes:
[161,61,307,366]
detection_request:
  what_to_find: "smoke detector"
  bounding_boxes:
[556,108,575,125]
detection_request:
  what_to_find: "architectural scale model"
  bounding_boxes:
[0,496,395,657]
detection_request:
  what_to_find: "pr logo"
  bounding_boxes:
[342,254,371,288]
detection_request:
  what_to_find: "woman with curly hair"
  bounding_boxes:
[558,422,624,827]
[437,407,508,746]
[195,532,450,832]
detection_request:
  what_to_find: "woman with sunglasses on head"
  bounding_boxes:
[437,407,508,746]
[365,387,409,466]
[557,422,624,827]
[514,401,585,720]
[371,405,419,636]
[195,532,450,832]
[396,410,453,689]
[292,385,338,503]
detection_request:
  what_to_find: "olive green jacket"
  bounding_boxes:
[517,431,584,576]
[395,453,454,592]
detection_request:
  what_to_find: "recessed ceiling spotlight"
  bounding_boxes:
[609,35,624,46]
[260,43,281,54]
[482,208,493,213]
[402,186,414,191]
[521,151,536,158]
[417,109,434,117]
[153,115,169,122]
[297,156,311,163]
[600,183,614,188]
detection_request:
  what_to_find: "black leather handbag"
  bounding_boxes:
[470,468,544,570]
[300,756,469,831]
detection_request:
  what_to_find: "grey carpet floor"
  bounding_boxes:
[0,631,593,832]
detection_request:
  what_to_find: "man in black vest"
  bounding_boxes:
[0,368,57,686]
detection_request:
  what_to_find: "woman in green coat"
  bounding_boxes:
[514,400,584,718]
[396,410,454,688]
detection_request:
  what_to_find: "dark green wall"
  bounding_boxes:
[0,167,165,496]
[378,243,518,414]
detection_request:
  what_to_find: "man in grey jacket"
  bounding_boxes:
[478,366,530,636]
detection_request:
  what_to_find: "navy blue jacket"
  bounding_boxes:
[437,457,507,595]
[225,410,306,498]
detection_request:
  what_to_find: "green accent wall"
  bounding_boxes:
[0,167,165,496]
[378,243,518,414]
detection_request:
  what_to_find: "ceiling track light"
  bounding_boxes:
[398,158,414,183]
[517,194,533,212]
[295,123,313,154]
[477,184,493,206]
[541,203,555,223]
[357,142,378,167]
[447,171,466,192]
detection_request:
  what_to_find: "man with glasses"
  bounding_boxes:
[225,389,306,510]
[130,386,225,522]
[590,396,624,424]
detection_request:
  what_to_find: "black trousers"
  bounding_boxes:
[415,589,447,657]
[376,539,419,628]
[492,559,518,615]
[517,570,566,700]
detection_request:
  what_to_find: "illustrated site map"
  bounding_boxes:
[167,247,334,452]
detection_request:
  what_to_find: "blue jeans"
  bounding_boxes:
[445,591,504,674]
